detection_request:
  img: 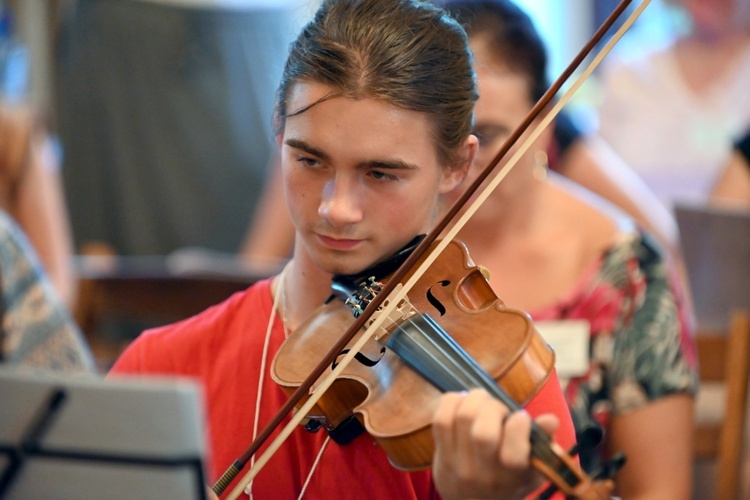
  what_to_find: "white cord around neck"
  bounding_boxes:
[245,261,330,499]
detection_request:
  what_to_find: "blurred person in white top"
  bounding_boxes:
[596,0,750,210]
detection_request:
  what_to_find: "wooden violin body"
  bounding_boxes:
[271,240,555,470]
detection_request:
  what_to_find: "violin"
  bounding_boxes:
[271,238,623,499]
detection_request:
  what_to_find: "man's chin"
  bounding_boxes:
[319,259,366,277]
[312,252,371,277]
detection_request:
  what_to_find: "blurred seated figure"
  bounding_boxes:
[439,1,698,497]
[596,0,750,210]
[711,129,750,208]
[0,103,76,309]
[0,208,94,373]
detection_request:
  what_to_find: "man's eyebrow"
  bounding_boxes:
[284,139,330,162]
[360,159,419,171]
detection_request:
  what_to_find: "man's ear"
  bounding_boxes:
[439,134,478,194]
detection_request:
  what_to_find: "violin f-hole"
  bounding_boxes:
[332,347,386,370]
[425,280,451,316]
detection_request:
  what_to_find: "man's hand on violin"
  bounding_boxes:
[431,388,559,500]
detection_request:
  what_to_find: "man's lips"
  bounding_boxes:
[316,234,363,250]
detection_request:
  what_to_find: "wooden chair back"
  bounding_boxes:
[694,310,750,500]
[73,244,278,371]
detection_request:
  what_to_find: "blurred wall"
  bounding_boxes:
[52,0,303,255]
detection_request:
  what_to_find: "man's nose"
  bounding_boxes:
[318,174,364,226]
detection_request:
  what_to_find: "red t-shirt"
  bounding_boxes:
[110,278,577,499]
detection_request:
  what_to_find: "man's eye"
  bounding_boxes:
[370,170,398,181]
[297,156,319,167]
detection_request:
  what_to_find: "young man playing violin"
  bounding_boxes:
[109,1,582,498]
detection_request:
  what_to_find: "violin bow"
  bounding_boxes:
[217,0,650,497]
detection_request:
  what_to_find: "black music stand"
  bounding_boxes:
[0,368,208,500]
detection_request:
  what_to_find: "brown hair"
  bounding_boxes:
[274,0,478,168]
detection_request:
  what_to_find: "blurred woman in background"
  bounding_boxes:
[441,1,698,497]
[0,103,76,308]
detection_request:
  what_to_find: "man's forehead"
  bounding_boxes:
[286,82,340,116]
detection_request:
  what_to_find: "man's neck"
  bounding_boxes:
[280,244,334,333]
